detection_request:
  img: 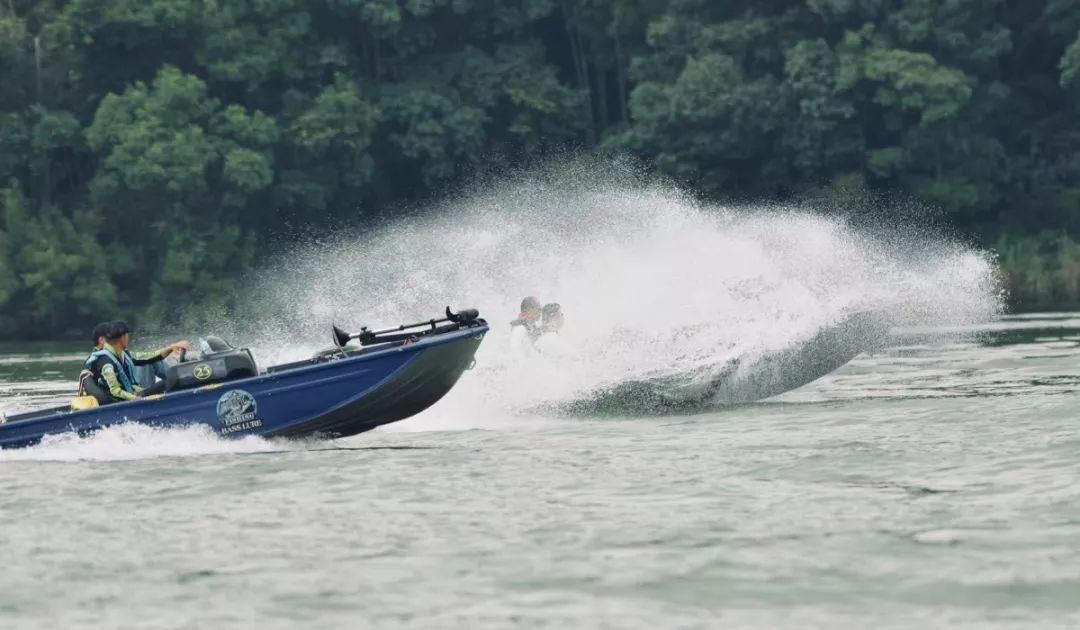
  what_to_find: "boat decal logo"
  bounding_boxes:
[216,389,263,435]
[193,364,213,380]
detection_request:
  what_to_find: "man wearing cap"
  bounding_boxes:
[85,321,191,402]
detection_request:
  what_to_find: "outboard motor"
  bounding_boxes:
[200,335,233,354]
[165,336,258,392]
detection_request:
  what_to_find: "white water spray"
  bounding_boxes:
[227,159,1001,426]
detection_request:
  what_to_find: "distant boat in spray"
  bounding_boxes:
[559,311,891,415]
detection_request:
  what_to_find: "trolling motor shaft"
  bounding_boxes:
[333,307,481,348]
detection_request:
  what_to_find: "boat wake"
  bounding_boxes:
[0,423,278,462]
[201,158,1002,424]
[556,310,892,415]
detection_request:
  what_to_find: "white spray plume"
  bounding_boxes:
[220,158,1002,425]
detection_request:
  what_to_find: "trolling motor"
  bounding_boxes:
[333,307,481,348]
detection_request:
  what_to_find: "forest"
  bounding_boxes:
[1,0,1079,338]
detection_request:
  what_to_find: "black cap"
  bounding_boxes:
[105,320,132,341]
[91,321,110,344]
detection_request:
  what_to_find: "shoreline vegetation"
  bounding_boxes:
[997,233,1080,312]
[2,1,1079,338]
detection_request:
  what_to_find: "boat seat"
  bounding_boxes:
[71,396,100,411]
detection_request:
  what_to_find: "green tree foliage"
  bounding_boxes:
[612,0,1021,220]
[1,0,1080,337]
[0,185,115,336]
[85,66,277,216]
[83,66,275,320]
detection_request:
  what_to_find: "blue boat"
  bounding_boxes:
[0,308,488,450]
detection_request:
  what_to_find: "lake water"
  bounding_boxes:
[1,314,1078,629]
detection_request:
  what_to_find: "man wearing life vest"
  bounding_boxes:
[86,321,191,402]
[510,297,565,341]
[510,296,543,341]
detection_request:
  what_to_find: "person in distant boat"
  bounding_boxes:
[510,297,565,355]
[539,302,563,335]
[510,296,543,341]
[85,321,191,402]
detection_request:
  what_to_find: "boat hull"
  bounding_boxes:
[0,325,486,449]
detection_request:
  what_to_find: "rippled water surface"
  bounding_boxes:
[1,315,1078,629]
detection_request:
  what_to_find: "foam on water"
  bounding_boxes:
[225,159,1002,427]
[0,423,284,462]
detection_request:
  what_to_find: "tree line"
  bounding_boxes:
[1,0,1079,338]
